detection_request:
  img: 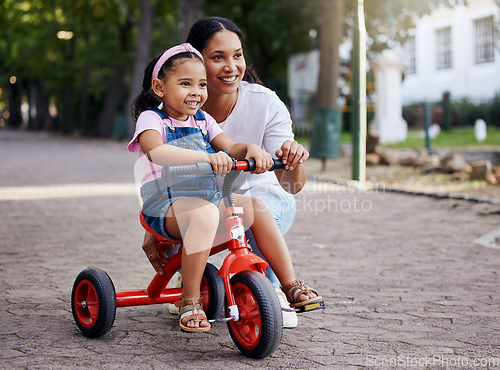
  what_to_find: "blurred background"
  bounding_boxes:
[0,0,499,146]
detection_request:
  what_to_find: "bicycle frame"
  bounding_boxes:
[114,159,278,322]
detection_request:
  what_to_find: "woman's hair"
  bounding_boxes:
[186,17,263,85]
[130,51,202,121]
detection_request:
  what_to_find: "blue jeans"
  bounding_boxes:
[140,126,220,240]
[241,185,296,288]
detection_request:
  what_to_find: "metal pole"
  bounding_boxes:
[352,0,366,183]
[424,101,432,153]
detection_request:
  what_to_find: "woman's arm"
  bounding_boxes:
[142,230,167,275]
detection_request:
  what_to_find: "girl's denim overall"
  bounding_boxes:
[140,120,222,240]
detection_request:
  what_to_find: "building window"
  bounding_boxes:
[436,27,452,70]
[404,36,416,74]
[475,16,495,64]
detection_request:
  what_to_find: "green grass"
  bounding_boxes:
[296,128,500,149]
[383,128,500,149]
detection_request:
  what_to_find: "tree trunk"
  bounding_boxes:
[178,0,205,43]
[25,80,34,130]
[126,0,153,138]
[310,0,345,163]
[7,79,23,128]
[96,4,134,138]
[315,0,344,109]
[96,64,127,137]
[79,63,90,136]
[33,79,53,131]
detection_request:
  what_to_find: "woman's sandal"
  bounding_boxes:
[174,296,211,332]
[281,279,323,308]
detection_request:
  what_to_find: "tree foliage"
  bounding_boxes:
[205,0,320,97]
[0,0,485,136]
[344,0,461,57]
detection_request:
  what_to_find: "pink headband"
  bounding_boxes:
[151,43,204,85]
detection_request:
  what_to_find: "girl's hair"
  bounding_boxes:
[186,17,263,85]
[130,51,202,121]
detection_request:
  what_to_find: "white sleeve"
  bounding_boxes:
[262,94,294,158]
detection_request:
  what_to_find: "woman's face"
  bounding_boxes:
[201,29,246,97]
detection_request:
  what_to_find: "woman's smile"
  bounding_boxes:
[219,75,238,84]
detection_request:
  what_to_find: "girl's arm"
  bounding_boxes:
[139,129,208,165]
[139,129,234,175]
[210,132,273,174]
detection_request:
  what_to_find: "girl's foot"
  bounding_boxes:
[175,296,211,332]
[281,280,323,308]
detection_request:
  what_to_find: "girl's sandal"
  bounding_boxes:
[174,296,211,332]
[281,279,324,308]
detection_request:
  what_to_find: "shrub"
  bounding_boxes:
[488,91,500,127]
[452,98,490,127]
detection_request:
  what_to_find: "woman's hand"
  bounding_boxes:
[245,144,273,174]
[207,151,234,176]
[275,140,309,171]
[142,231,167,275]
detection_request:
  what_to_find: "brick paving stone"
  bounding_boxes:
[1,130,500,368]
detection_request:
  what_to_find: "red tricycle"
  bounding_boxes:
[71,159,323,359]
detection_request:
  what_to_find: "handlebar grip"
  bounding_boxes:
[162,162,214,178]
[234,158,284,172]
[270,159,285,171]
[162,158,285,177]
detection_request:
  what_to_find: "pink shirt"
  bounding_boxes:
[128,110,223,184]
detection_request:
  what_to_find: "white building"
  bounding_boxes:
[402,0,500,104]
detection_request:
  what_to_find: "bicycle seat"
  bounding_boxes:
[139,212,171,243]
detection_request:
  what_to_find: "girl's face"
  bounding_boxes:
[202,29,246,97]
[155,58,208,121]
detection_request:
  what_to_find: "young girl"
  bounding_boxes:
[128,43,323,332]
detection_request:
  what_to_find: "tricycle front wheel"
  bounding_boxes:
[71,268,116,338]
[227,270,283,359]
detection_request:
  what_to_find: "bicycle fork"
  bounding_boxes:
[216,206,268,322]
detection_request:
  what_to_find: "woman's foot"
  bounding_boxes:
[281,280,323,308]
[175,296,211,332]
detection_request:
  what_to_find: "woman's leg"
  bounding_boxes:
[231,195,316,302]
[166,197,219,328]
[242,186,296,288]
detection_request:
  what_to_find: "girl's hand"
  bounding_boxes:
[246,144,273,174]
[275,140,309,171]
[208,151,233,176]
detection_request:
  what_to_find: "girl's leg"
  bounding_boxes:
[166,197,219,328]
[231,195,317,302]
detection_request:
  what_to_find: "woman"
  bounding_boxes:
[141,17,309,327]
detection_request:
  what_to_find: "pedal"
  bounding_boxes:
[208,317,234,323]
[294,300,325,313]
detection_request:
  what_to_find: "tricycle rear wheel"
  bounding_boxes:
[71,268,116,338]
[200,263,224,320]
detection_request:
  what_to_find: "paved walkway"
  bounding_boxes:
[1,130,499,369]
